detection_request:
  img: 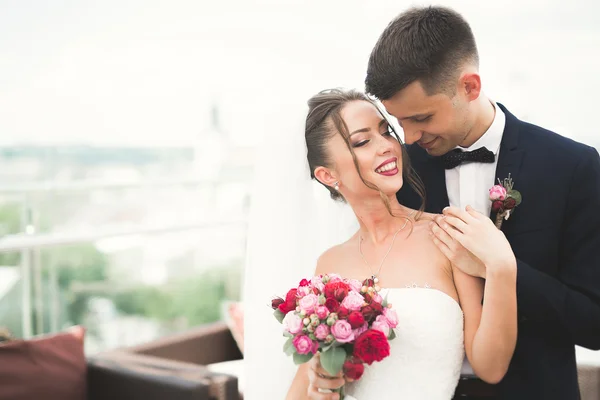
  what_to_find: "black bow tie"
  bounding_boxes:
[440,147,495,169]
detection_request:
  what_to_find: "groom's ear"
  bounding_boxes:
[460,72,482,101]
[314,166,337,188]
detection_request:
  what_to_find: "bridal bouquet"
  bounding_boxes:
[271,274,398,398]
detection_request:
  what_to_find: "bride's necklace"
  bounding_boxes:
[358,210,416,284]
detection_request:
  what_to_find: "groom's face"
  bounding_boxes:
[382,80,471,157]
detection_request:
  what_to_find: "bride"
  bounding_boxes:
[242,88,517,400]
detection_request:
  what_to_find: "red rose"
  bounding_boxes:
[278,288,298,314]
[504,198,517,210]
[361,303,382,323]
[353,329,390,365]
[347,311,365,329]
[324,282,349,302]
[299,279,310,287]
[343,358,365,380]
[361,305,375,322]
[363,293,372,304]
[362,278,374,288]
[271,297,285,310]
[337,306,350,319]
[325,298,340,312]
[371,302,383,313]
[492,200,504,213]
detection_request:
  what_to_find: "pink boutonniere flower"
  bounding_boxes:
[489,173,522,229]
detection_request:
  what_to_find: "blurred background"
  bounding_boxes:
[0,0,598,356]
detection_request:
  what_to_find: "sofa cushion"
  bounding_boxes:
[0,326,87,400]
[223,302,244,354]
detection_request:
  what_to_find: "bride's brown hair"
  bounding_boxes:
[305,88,426,221]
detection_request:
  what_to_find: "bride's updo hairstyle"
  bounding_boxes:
[305,88,425,218]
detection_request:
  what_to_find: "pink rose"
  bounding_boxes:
[293,335,317,355]
[353,322,368,338]
[372,294,383,304]
[311,276,325,292]
[299,294,319,313]
[489,185,507,201]
[331,320,355,343]
[346,279,363,293]
[282,312,303,335]
[314,324,330,340]
[341,290,365,311]
[383,308,398,328]
[372,315,391,337]
[297,286,311,297]
[316,305,329,320]
[328,274,343,283]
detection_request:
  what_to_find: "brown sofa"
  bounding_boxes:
[88,322,243,400]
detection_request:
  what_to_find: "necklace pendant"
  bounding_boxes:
[372,275,379,284]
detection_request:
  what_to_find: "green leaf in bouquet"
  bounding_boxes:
[508,190,522,206]
[284,337,296,356]
[320,346,347,376]
[274,309,285,323]
[283,332,293,338]
[388,329,396,340]
[382,291,390,308]
[293,352,314,365]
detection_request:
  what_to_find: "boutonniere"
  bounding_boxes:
[489,174,522,229]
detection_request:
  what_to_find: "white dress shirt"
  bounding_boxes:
[445,102,506,375]
[446,102,506,216]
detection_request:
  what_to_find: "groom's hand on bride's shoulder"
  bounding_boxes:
[307,353,346,400]
[430,210,487,279]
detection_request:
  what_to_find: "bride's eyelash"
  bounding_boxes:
[353,125,394,147]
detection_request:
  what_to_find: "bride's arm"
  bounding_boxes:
[430,206,518,383]
[453,262,517,384]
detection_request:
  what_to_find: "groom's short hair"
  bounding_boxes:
[365,6,479,100]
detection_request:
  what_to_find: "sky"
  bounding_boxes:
[1,0,599,148]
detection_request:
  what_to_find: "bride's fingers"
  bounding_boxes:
[432,235,453,260]
[431,222,458,247]
[432,218,463,243]
[308,385,340,400]
[465,205,487,220]
[443,206,477,224]
[437,215,468,234]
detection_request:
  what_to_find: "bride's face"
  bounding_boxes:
[327,100,404,199]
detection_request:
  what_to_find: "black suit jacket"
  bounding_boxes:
[397,103,600,400]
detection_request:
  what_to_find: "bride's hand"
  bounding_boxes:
[432,206,516,275]
[307,353,346,400]
[430,214,486,278]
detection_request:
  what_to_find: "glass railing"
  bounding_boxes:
[0,177,248,355]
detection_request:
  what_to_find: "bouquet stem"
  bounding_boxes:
[334,384,346,399]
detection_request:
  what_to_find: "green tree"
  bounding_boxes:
[0,203,22,266]
[42,244,109,327]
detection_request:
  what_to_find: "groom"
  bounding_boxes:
[366,6,600,400]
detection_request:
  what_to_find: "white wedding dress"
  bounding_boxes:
[344,287,464,400]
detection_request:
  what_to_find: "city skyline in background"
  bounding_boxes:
[1,0,599,149]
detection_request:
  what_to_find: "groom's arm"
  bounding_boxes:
[516,146,600,349]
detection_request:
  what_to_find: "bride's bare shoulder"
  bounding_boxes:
[315,233,358,275]
[414,210,439,224]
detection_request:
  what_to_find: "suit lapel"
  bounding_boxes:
[425,156,450,214]
[491,104,525,227]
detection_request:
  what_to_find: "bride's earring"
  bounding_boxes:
[334,182,340,191]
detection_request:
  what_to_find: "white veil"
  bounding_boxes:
[242,95,359,399]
